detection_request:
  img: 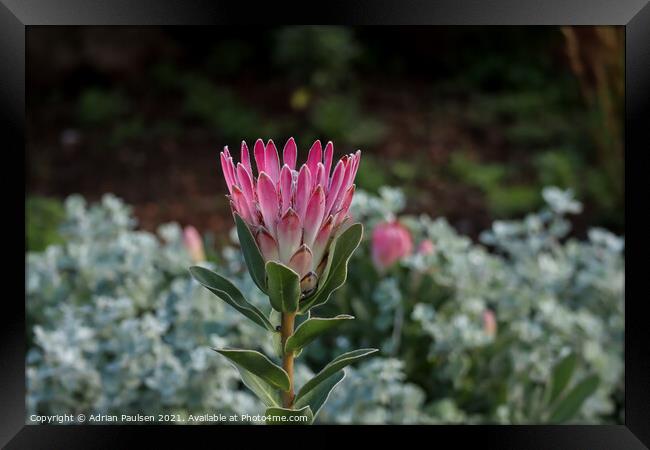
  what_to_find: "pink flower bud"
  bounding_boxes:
[371,221,413,271]
[183,226,206,263]
[417,239,435,255]
[483,309,497,337]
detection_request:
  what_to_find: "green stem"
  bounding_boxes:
[280,312,296,408]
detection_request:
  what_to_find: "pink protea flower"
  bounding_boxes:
[220,138,360,293]
[183,225,206,263]
[371,221,413,271]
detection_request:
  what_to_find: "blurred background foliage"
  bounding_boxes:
[26,26,624,424]
[27,26,623,240]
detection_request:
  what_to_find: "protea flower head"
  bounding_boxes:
[220,138,360,295]
[371,220,413,271]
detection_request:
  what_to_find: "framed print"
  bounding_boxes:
[1,0,647,447]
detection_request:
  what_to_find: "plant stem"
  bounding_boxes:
[280,312,296,408]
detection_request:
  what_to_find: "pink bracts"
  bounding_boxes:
[220,138,360,290]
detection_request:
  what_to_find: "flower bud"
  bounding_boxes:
[371,221,413,271]
[183,226,206,263]
[417,239,435,255]
[483,309,497,337]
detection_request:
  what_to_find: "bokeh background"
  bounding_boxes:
[26,26,624,424]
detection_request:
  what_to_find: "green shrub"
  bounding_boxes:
[353,154,391,193]
[205,41,254,78]
[77,88,130,127]
[273,26,360,90]
[26,196,65,252]
[182,76,276,141]
[449,152,540,217]
[310,95,386,148]
[109,116,146,147]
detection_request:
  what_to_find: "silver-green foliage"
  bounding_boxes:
[348,186,623,423]
[26,195,265,419]
[318,358,431,424]
[26,187,623,424]
[25,194,400,423]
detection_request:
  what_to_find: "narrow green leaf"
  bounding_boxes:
[296,348,378,402]
[548,353,577,404]
[236,366,281,408]
[264,406,313,425]
[294,370,346,420]
[214,348,291,391]
[266,261,301,313]
[299,223,363,313]
[317,223,362,296]
[295,310,311,327]
[189,266,274,331]
[269,328,283,356]
[234,214,267,293]
[285,315,355,354]
[549,375,600,423]
[269,308,282,328]
[312,242,334,296]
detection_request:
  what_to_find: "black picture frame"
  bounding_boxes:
[2,1,647,447]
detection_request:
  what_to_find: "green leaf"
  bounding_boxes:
[271,331,284,358]
[234,214,267,293]
[264,406,313,425]
[548,375,600,423]
[548,353,577,404]
[294,370,345,420]
[299,223,363,313]
[317,223,362,295]
[296,348,378,402]
[266,261,301,313]
[189,266,274,331]
[285,315,355,354]
[213,348,291,391]
[236,366,281,408]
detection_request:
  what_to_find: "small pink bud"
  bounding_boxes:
[417,239,435,255]
[184,226,206,263]
[483,309,497,337]
[371,221,413,272]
